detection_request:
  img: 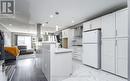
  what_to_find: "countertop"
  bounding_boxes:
[55,48,73,54]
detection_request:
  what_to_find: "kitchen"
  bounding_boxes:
[36,7,128,81]
[54,8,128,81]
[0,0,129,81]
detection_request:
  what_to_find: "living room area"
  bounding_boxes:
[3,33,36,61]
[0,22,56,81]
[12,33,35,55]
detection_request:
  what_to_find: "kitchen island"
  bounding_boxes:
[39,42,73,81]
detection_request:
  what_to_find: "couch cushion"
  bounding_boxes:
[4,47,20,57]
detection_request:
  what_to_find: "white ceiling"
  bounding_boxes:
[29,0,127,28]
[0,0,127,33]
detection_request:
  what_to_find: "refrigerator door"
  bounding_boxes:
[83,30,99,44]
[82,44,100,68]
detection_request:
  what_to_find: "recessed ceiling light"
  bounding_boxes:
[55,12,59,15]
[42,24,45,27]
[56,25,59,31]
[45,22,48,24]
[50,15,54,18]
[9,24,12,26]
[72,20,75,23]
[56,25,58,28]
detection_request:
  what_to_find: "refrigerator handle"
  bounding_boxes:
[90,24,92,29]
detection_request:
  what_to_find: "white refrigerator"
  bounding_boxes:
[82,29,101,69]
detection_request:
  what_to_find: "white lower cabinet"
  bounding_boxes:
[116,38,128,78]
[101,38,128,78]
[72,46,82,60]
[40,43,72,81]
[101,39,116,73]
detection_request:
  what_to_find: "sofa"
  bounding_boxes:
[5,52,16,60]
[4,47,20,60]
[17,46,34,55]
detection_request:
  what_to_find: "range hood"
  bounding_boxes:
[37,23,42,42]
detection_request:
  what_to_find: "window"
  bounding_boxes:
[17,36,32,49]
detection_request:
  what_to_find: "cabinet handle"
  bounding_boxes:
[115,40,117,46]
[115,29,117,36]
[90,24,92,29]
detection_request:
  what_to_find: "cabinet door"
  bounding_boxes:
[102,13,116,38]
[62,29,69,38]
[116,38,128,78]
[82,32,87,43]
[91,17,102,29]
[116,9,128,38]
[83,21,91,31]
[101,39,116,73]
[62,30,65,38]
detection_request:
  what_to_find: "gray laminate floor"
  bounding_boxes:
[11,54,47,81]
[11,54,128,81]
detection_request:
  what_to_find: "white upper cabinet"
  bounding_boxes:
[83,17,101,31]
[62,29,69,38]
[102,13,116,38]
[91,17,102,29]
[116,9,128,38]
[116,38,128,78]
[83,21,91,31]
[102,8,128,38]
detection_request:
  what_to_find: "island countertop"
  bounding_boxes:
[55,48,73,54]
